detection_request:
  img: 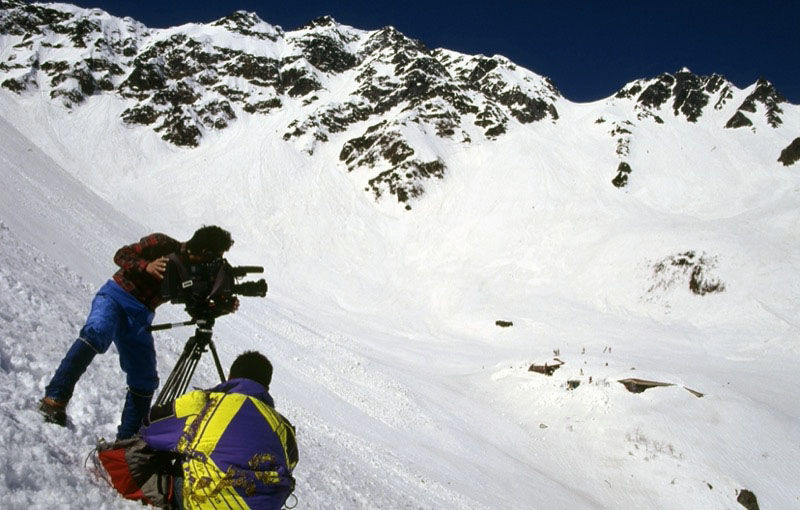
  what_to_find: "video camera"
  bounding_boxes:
[160,253,267,319]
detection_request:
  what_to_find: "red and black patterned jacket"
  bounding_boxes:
[112,233,181,310]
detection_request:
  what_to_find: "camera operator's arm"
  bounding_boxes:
[114,233,181,277]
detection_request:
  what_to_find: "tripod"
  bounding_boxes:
[150,316,227,407]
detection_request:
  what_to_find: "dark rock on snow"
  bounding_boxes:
[737,489,760,510]
[778,137,800,166]
[612,162,633,188]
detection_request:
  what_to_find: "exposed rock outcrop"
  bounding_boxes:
[0,3,795,208]
[777,137,800,166]
[615,69,735,123]
[646,251,726,297]
[727,78,786,128]
[612,162,632,188]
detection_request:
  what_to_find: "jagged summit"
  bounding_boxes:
[0,2,796,209]
[211,10,281,40]
[725,77,787,128]
[300,15,339,30]
[614,69,789,129]
[596,69,796,191]
[1,1,569,207]
[615,69,736,123]
[216,10,265,27]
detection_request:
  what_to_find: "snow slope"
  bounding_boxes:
[1,5,800,509]
[2,92,800,509]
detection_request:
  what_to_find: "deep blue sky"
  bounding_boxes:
[68,0,799,104]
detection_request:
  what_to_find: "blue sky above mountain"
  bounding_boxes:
[65,0,800,104]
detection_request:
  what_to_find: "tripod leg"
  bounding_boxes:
[155,336,202,406]
[207,340,226,384]
[155,324,223,405]
[158,355,197,405]
[173,351,202,396]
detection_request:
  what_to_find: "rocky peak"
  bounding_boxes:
[0,3,568,207]
[615,69,734,123]
[300,15,339,30]
[463,54,559,123]
[601,70,794,191]
[726,78,786,129]
[0,1,73,37]
[1,2,146,105]
[214,10,263,28]
[361,26,429,61]
[211,10,280,40]
[288,19,360,74]
[614,69,791,131]
[17,3,792,211]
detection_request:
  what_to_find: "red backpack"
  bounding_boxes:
[94,437,179,508]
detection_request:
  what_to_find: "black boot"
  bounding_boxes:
[38,397,68,426]
[41,339,97,425]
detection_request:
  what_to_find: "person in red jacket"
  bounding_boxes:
[39,226,234,439]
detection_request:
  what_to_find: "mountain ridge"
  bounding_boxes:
[1,1,797,209]
[2,5,800,508]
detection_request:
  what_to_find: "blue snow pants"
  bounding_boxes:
[45,280,159,438]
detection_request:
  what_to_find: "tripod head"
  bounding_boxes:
[151,255,269,405]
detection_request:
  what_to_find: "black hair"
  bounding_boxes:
[186,225,233,254]
[229,351,273,390]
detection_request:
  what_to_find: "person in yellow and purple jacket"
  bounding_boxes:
[140,351,298,510]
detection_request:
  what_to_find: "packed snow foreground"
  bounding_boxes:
[1,3,800,510]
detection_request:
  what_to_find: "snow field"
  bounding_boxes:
[1,18,800,506]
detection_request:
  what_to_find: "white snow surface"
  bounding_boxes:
[1,9,800,510]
